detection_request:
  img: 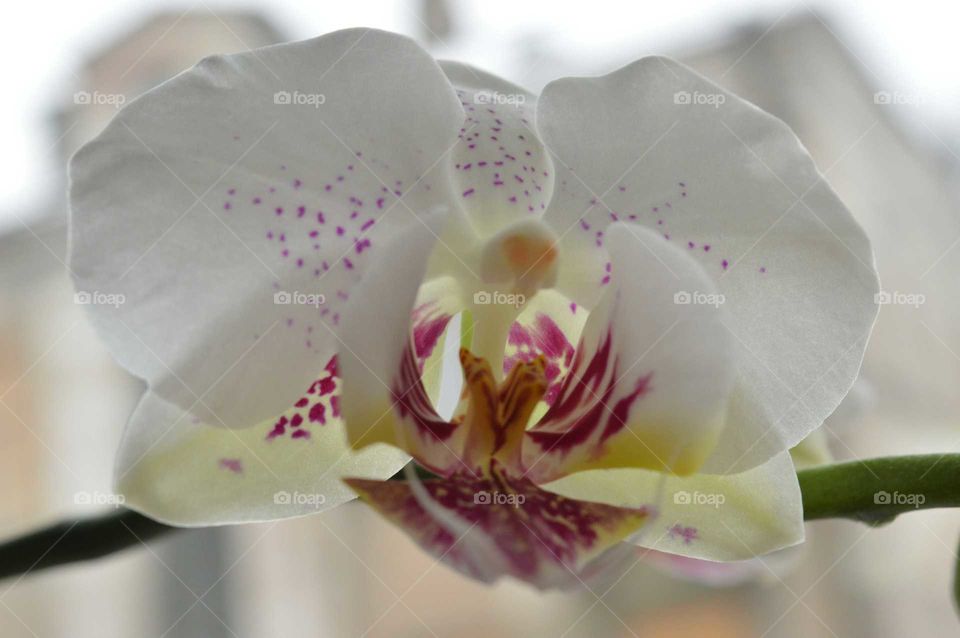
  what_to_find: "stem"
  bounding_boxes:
[0,509,172,580]
[798,454,960,524]
[1,454,958,580]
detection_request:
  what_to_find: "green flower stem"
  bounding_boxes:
[798,454,960,524]
[1,454,958,580]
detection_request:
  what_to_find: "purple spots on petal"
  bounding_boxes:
[267,356,339,441]
[669,524,698,545]
[219,458,243,474]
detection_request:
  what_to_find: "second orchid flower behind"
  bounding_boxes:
[69,29,879,589]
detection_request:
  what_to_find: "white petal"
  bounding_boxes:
[790,377,876,468]
[118,224,460,525]
[438,60,554,238]
[338,216,470,476]
[542,452,804,561]
[70,29,465,430]
[505,288,588,411]
[536,56,878,473]
[413,276,463,409]
[522,223,737,482]
[117,391,408,526]
[643,541,803,586]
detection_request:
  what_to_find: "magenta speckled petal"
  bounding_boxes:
[346,466,649,589]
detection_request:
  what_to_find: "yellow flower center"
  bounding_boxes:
[458,348,547,475]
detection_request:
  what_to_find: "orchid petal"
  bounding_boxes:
[117,389,407,525]
[542,451,803,561]
[789,377,875,468]
[413,276,463,409]
[438,61,554,238]
[504,289,587,410]
[70,28,465,433]
[119,255,459,524]
[522,223,736,482]
[643,545,802,586]
[345,466,648,589]
[338,217,470,476]
[535,56,878,473]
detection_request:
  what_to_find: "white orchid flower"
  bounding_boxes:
[69,28,878,589]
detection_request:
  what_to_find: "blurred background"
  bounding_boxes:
[1,1,959,636]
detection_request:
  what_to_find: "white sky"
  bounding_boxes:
[1,0,958,224]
